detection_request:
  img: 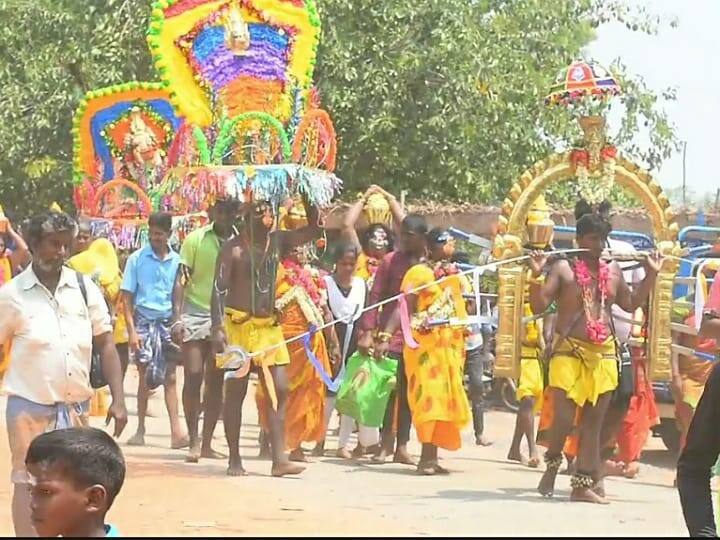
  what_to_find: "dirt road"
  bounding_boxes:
[0,369,691,536]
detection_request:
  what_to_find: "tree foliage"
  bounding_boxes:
[0,0,151,220]
[316,0,680,201]
[0,0,679,220]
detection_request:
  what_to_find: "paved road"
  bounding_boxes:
[0,368,694,536]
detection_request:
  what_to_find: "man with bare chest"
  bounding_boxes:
[210,199,320,477]
[528,206,660,504]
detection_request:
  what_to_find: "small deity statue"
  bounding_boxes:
[224,1,251,56]
[124,108,164,169]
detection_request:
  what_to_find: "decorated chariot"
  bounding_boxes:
[71,0,342,250]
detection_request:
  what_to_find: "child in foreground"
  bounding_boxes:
[25,427,125,537]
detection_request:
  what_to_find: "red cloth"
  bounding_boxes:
[359,251,414,355]
[614,349,659,463]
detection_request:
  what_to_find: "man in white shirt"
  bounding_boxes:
[0,211,127,536]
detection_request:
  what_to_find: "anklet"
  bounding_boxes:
[544,454,563,471]
[571,472,594,489]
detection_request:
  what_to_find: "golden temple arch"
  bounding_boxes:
[492,118,684,383]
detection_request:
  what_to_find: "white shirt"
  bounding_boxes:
[0,266,112,405]
[607,238,646,343]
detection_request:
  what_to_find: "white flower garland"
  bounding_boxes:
[576,156,616,204]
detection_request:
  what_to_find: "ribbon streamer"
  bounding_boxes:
[302,325,346,392]
[398,295,420,349]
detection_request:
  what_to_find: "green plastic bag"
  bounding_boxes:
[336,352,398,427]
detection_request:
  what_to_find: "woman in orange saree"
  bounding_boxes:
[256,252,339,461]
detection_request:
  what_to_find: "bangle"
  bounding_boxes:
[376,331,392,343]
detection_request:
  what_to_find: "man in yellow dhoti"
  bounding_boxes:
[212,197,325,477]
[507,292,546,468]
[528,201,661,504]
[378,228,470,475]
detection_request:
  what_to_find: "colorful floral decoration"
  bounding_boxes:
[147,0,321,128]
[72,0,340,250]
[545,59,622,107]
[72,82,182,187]
[545,61,622,205]
[572,258,611,344]
[291,108,337,171]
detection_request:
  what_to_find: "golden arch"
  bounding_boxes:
[493,151,682,383]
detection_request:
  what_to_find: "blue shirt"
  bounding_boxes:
[121,245,179,320]
[104,524,120,537]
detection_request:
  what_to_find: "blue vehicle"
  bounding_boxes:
[655,226,720,452]
[673,226,720,298]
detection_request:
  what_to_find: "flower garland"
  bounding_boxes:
[431,260,460,281]
[571,146,617,204]
[572,258,611,344]
[281,258,325,306]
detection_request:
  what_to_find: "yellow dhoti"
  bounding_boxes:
[516,345,544,413]
[223,308,290,411]
[549,336,618,407]
[537,336,618,454]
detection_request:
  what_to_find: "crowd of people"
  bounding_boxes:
[0,185,719,536]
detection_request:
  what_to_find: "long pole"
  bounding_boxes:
[682,140,688,209]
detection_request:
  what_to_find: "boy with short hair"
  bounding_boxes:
[25,427,125,537]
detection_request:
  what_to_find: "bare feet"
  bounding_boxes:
[417,461,436,476]
[186,441,201,463]
[507,449,528,466]
[527,456,540,469]
[601,459,626,478]
[271,461,306,477]
[336,448,353,460]
[623,462,640,479]
[370,448,390,464]
[171,435,190,450]
[227,459,248,477]
[393,448,416,466]
[289,448,309,463]
[127,432,146,447]
[570,487,610,504]
[537,468,558,498]
[592,479,606,498]
[201,447,227,460]
[311,442,326,458]
[475,435,493,447]
[364,444,381,456]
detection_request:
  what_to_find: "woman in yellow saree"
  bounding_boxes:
[396,228,471,475]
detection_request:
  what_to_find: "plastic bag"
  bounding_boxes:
[335,352,398,427]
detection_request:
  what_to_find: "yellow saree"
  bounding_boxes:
[401,264,470,451]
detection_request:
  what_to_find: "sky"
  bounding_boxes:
[588,0,720,200]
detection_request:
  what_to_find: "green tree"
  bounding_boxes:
[0,0,151,220]
[0,0,679,219]
[315,0,679,202]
